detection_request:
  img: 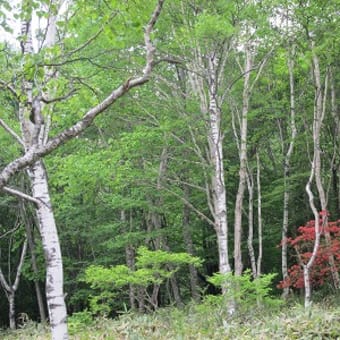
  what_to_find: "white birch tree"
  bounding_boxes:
[0,0,166,338]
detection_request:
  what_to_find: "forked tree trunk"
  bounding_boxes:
[0,238,28,330]
[19,3,69,338]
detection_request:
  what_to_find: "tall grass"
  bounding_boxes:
[1,298,340,339]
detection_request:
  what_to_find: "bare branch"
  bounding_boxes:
[0,119,24,147]
[165,176,207,192]
[66,12,117,57]
[41,88,77,104]
[159,184,215,228]
[3,186,40,205]
[249,47,274,94]
[0,223,21,241]
[0,266,11,292]
[13,239,28,290]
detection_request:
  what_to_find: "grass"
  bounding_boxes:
[1,299,340,339]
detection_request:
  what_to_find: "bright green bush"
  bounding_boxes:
[83,246,202,314]
[68,310,93,335]
[204,270,283,316]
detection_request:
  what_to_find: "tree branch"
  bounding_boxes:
[2,186,40,205]
[13,238,28,290]
[0,0,165,191]
[159,184,215,228]
[66,11,118,57]
[41,88,77,104]
[0,119,24,147]
[0,80,18,99]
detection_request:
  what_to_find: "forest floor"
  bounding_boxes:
[1,298,340,339]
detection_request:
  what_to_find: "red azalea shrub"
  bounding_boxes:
[278,213,340,290]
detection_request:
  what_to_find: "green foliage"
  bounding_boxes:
[84,247,202,314]
[194,11,234,40]
[206,270,282,315]
[67,310,94,335]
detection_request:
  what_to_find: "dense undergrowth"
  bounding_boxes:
[2,297,340,339]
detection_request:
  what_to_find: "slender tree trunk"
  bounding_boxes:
[169,272,183,308]
[329,68,340,215]
[125,244,136,310]
[303,266,312,308]
[256,152,263,276]
[311,48,340,289]
[122,210,136,310]
[148,147,184,308]
[183,185,200,301]
[246,167,257,278]
[303,40,326,308]
[8,293,16,330]
[304,162,322,308]
[281,45,297,298]
[234,45,253,276]
[20,200,47,322]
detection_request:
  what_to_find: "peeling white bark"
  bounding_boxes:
[29,160,68,339]
[206,53,231,277]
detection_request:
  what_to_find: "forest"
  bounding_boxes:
[0,0,339,339]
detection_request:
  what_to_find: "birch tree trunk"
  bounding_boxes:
[256,151,263,277]
[246,167,257,278]
[28,161,68,338]
[8,293,15,330]
[206,52,232,279]
[19,2,69,338]
[311,46,340,289]
[1,2,164,332]
[281,45,297,298]
[329,68,340,214]
[303,40,328,308]
[234,45,253,276]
